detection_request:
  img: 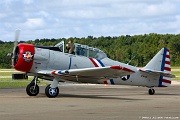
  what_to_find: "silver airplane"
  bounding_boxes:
[11,30,175,98]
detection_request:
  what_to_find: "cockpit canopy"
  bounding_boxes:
[54,41,107,60]
[74,43,107,59]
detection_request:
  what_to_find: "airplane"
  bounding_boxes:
[11,30,175,98]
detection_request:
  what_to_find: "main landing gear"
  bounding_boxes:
[148,88,155,95]
[45,78,59,98]
[26,77,60,98]
[45,84,59,98]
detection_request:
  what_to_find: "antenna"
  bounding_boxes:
[127,56,136,65]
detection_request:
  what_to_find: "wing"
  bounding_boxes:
[38,66,135,80]
[139,68,175,78]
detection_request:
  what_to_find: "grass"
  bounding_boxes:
[0,79,48,88]
[171,67,180,80]
[0,69,48,88]
[0,72,20,76]
[0,80,31,88]
[0,80,48,88]
[0,69,23,76]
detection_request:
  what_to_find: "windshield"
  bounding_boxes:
[54,41,64,52]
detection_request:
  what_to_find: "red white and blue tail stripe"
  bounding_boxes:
[159,48,171,87]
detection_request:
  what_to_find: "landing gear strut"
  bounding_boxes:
[26,77,39,96]
[148,88,155,95]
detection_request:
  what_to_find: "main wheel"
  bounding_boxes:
[148,89,155,95]
[26,83,39,96]
[45,84,59,98]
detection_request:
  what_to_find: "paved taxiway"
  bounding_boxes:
[0,82,180,120]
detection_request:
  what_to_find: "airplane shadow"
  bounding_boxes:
[154,93,180,96]
[38,93,146,101]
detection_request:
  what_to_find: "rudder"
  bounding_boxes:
[159,48,171,87]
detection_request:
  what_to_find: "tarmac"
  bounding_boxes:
[0,81,180,120]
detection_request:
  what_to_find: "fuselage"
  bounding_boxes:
[29,47,160,87]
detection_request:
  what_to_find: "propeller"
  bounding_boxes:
[12,29,20,66]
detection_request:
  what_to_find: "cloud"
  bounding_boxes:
[0,0,180,41]
[143,1,176,16]
[22,18,46,29]
[22,0,34,4]
[0,13,7,19]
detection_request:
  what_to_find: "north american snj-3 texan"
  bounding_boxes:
[11,30,175,98]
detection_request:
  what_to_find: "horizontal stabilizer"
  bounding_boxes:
[139,68,175,78]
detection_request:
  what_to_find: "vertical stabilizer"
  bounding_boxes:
[144,48,172,87]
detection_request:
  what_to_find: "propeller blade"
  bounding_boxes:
[12,29,20,59]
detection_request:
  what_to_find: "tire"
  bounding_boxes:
[148,89,155,95]
[45,84,59,98]
[26,83,39,96]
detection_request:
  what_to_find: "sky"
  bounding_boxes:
[0,0,180,42]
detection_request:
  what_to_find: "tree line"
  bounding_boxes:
[0,33,180,68]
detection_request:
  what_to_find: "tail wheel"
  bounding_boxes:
[148,88,155,95]
[26,83,39,96]
[45,84,59,98]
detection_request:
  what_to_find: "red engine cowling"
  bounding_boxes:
[12,43,34,72]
